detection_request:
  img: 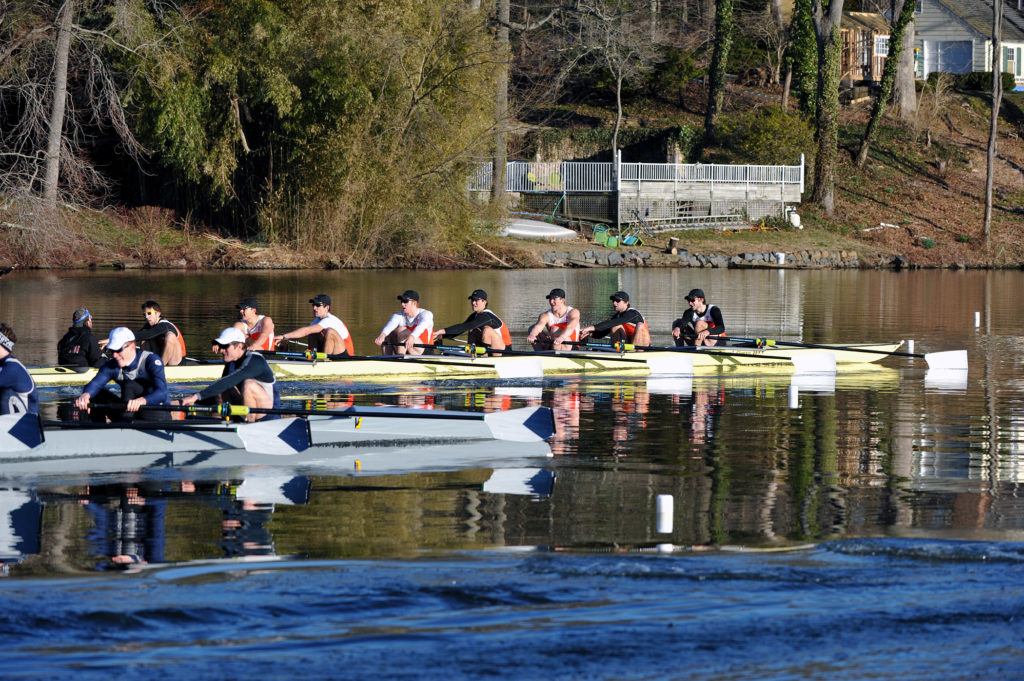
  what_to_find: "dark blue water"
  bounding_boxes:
[2,541,1022,680]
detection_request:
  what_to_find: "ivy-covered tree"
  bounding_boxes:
[786,0,817,117]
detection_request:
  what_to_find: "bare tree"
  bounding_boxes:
[578,0,664,153]
[810,0,843,216]
[892,0,917,119]
[983,0,1003,245]
[1,0,184,205]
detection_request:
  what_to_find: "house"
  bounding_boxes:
[841,12,893,85]
[914,0,1024,85]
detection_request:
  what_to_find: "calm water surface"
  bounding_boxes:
[1,267,1023,679]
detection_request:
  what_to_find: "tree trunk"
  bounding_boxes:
[491,0,510,206]
[893,16,917,119]
[613,73,623,154]
[810,0,843,216]
[983,0,1002,246]
[703,0,733,145]
[781,63,792,110]
[856,0,916,168]
[43,0,74,207]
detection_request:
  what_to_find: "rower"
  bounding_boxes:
[233,298,275,351]
[179,327,279,422]
[433,289,511,355]
[526,288,580,351]
[0,322,38,415]
[130,300,187,366]
[75,327,167,421]
[374,290,433,356]
[672,288,725,346]
[580,291,651,347]
[274,294,354,356]
[57,308,104,368]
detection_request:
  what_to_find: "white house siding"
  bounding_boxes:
[915,0,982,77]
[915,0,1024,84]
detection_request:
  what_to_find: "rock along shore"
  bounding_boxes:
[540,247,932,270]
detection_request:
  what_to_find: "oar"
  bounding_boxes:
[566,340,835,373]
[0,411,309,455]
[159,403,555,442]
[718,336,968,370]
[263,349,501,370]
[72,404,312,455]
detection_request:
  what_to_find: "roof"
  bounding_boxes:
[844,11,892,34]
[931,0,1024,42]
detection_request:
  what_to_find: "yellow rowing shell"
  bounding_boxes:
[27,342,905,387]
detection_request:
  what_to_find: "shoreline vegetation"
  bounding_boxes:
[2,3,1022,272]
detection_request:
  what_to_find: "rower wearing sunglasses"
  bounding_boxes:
[74,327,168,421]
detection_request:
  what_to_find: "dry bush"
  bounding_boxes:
[0,196,99,267]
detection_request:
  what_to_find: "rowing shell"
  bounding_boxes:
[27,342,906,386]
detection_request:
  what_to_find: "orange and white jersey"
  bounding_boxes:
[244,315,274,351]
[380,309,434,345]
[313,313,355,355]
[542,306,580,342]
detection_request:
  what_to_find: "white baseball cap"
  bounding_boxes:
[106,327,135,352]
[213,327,246,346]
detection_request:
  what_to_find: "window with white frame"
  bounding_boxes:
[915,0,923,13]
[1005,46,1021,76]
[875,35,890,57]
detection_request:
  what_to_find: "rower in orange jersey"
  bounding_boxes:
[232,298,275,351]
[275,294,355,356]
[374,290,434,356]
[579,291,651,347]
[526,288,581,351]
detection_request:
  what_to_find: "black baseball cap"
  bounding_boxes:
[546,288,566,300]
[398,290,419,302]
[468,289,488,301]
[236,297,259,310]
[309,293,331,306]
[610,291,629,302]
[685,288,705,301]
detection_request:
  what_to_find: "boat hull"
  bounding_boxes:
[28,343,905,386]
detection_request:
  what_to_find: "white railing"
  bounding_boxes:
[469,156,804,195]
[619,157,804,190]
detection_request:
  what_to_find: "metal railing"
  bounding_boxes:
[470,157,804,195]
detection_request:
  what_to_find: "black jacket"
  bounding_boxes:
[57,325,104,367]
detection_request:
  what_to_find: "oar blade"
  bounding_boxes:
[483,406,555,442]
[924,349,968,371]
[0,413,43,452]
[791,351,836,374]
[495,357,543,379]
[645,354,693,376]
[236,418,311,455]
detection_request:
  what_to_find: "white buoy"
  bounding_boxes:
[975,311,981,327]
[789,386,799,409]
[656,495,674,534]
[907,340,914,353]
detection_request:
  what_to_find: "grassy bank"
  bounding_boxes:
[2,89,1022,271]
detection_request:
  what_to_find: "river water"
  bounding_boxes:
[1,267,1023,679]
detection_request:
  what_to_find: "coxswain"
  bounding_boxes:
[75,327,167,420]
[232,298,275,351]
[374,290,433,355]
[432,289,511,354]
[0,322,38,415]
[579,291,651,346]
[179,327,279,421]
[130,301,187,366]
[672,288,725,346]
[274,294,354,356]
[525,288,580,351]
[57,308,104,368]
